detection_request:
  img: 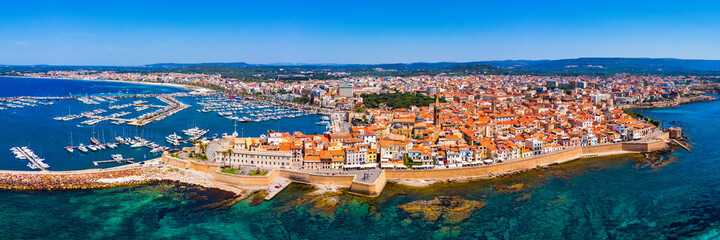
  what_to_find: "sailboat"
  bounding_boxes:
[65,132,74,153]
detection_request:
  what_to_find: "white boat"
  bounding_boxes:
[66,132,74,153]
[183,127,209,139]
[107,143,117,148]
[166,133,183,141]
[111,154,123,160]
[88,145,98,151]
[130,142,144,148]
[78,144,88,153]
[166,139,180,146]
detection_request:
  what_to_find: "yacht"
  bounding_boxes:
[78,144,88,153]
[87,145,98,151]
[183,127,209,139]
[111,154,123,160]
[65,146,74,153]
[166,133,183,141]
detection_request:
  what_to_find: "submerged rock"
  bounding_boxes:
[249,191,268,206]
[494,183,532,194]
[515,193,532,202]
[397,196,487,224]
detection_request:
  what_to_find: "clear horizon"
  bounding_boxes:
[2,0,719,65]
[5,57,720,67]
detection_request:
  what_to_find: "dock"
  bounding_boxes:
[128,96,190,126]
[670,139,692,152]
[10,147,49,171]
[265,177,291,200]
[93,158,135,166]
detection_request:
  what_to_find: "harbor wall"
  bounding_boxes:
[274,170,355,187]
[385,140,667,181]
[161,155,221,174]
[213,171,276,187]
[161,155,358,188]
[161,137,667,196]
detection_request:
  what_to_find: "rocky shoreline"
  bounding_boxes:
[620,95,717,109]
[0,164,251,199]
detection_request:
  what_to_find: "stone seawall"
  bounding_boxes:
[274,170,355,186]
[161,138,667,198]
[386,141,666,181]
[161,155,358,188]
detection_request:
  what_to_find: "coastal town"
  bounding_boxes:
[14,70,715,173]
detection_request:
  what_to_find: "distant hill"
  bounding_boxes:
[3,58,720,80]
[138,58,720,73]
[485,58,720,72]
[141,62,254,69]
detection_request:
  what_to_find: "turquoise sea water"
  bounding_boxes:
[2,77,720,239]
[0,77,327,170]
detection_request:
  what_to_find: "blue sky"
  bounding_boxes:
[1,0,719,65]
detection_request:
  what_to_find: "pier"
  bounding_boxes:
[93,158,135,166]
[128,95,190,126]
[10,147,49,171]
[265,177,291,200]
[670,139,692,152]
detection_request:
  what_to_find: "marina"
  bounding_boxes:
[0,77,328,171]
[196,97,316,123]
[10,146,49,170]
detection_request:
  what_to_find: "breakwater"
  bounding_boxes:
[0,167,157,191]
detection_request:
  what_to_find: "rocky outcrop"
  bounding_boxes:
[494,183,532,194]
[397,196,487,224]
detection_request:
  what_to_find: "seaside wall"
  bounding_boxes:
[274,170,355,186]
[161,138,666,196]
[385,146,586,180]
[386,140,667,181]
[161,155,221,174]
[214,170,277,187]
[161,155,357,188]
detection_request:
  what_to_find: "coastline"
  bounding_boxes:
[389,151,638,187]
[0,159,251,199]
[0,135,671,199]
[0,75,212,93]
[618,95,717,109]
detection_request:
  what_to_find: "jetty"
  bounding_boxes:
[670,139,692,152]
[265,177,292,200]
[93,158,135,166]
[128,95,190,126]
[10,147,49,171]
